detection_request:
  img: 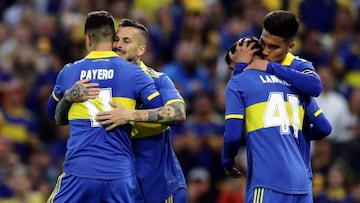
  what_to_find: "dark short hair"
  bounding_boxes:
[263,10,299,42]
[118,18,149,43]
[85,11,115,42]
[224,36,263,66]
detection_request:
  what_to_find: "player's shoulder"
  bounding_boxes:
[287,53,313,66]
[140,62,164,78]
[231,70,267,89]
[228,71,250,87]
[63,58,89,69]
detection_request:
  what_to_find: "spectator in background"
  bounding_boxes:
[161,39,213,102]
[322,160,353,202]
[216,176,245,203]
[299,0,337,33]
[0,22,16,64]
[338,25,360,96]
[1,164,46,203]
[187,167,218,203]
[347,176,360,203]
[149,5,181,66]
[219,15,246,53]
[336,89,360,173]
[312,138,334,175]
[0,138,19,199]
[239,1,269,39]
[1,0,360,201]
[312,171,327,202]
[315,65,353,143]
[296,30,331,68]
[0,77,39,161]
[186,91,225,182]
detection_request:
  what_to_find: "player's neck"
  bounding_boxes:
[89,43,113,52]
[133,58,141,65]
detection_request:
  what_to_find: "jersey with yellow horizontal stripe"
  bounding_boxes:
[50,51,160,180]
[131,62,187,203]
[225,68,311,194]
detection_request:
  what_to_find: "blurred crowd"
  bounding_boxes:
[0,0,360,202]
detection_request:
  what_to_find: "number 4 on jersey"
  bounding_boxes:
[264,92,300,138]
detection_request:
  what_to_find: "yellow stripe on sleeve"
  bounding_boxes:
[225,114,244,120]
[52,91,60,102]
[314,109,323,117]
[147,91,160,100]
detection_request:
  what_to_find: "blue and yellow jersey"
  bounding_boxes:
[224,64,311,194]
[267,52,322,97]
[0,108,37,160]
[132,62,187,203]
[47,51,161,180]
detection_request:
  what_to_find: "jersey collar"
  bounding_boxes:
[85,51,118,59]
[281,52,295,66]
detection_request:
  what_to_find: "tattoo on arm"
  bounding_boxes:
[65,84,89,102]
[55,83,89,125]
[134,101,186,124]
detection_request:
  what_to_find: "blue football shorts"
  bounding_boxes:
[47,172,144,203]
[247,187,313,203]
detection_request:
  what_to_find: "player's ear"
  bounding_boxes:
[137,45,146,56]
[85,34,92,47]
[288,41,295,51]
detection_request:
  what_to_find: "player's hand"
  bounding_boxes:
[225,167,242,178]
[64,79,100,102]
[244,58,269,72]
[229,39,259,64]
[95,101,132,131]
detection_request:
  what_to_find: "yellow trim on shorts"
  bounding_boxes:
[52,91,60,102]
[165,194,173,203]
[47,172,66,203]
[253,187,264,203]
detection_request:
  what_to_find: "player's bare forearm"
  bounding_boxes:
[96,101,186,131]
[134,101,186,124]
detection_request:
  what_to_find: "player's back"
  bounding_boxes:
[229,69,311,194]
[131,63,186,202]
[54,52,157,180]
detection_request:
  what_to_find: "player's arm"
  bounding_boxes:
[221,82,244,178]
[96,69,186,131]
[95,100,186,131]
[54,80,100,125]
[246,59,322,97]
[47,68,67,121]
[303,98,332,140]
